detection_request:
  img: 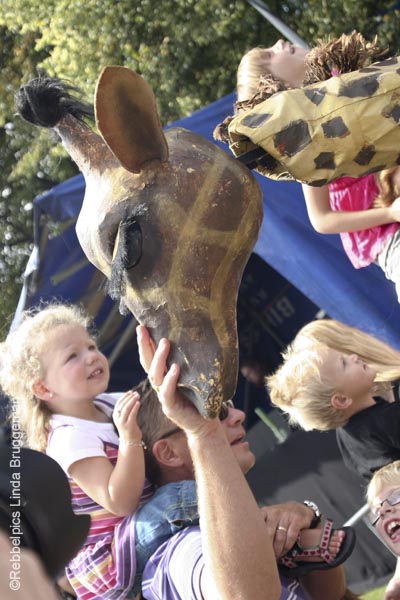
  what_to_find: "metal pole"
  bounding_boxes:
[246,0,310,49]
[343,503,370,527]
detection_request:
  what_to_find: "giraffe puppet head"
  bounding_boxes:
[16,67,263,418]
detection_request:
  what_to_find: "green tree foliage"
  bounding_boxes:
[276,0,400,50]
[0,0,399,331]
[0,24,79,335]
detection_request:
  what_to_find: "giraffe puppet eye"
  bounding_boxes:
[113,217,143,270]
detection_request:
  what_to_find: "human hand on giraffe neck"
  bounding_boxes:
[136,325,221,440]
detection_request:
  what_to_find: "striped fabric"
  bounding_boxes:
[67,441,153,599]
[47,394,154,598]
[142,527,308,600]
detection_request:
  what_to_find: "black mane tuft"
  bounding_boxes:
[15,73,94,128]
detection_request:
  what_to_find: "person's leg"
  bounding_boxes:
[293,525,344,561]
[279,518,356,577]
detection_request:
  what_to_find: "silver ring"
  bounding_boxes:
[277,526,288,533]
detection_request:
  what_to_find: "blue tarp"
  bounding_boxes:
[15,91,400,409]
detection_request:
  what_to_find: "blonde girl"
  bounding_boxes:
[0,304,152,599]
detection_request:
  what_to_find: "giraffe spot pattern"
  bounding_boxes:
[303,87,327,106]
[321,116,350,138]
[314,152,336,170]
[338,74,380,98]
[382,102,400,123]
[359,66,382,73]
[241,112,272,128]
[375,58,399,67]
[353,145,376,166]
[273,120,311,157]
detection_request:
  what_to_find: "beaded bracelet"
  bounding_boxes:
[120,439,147,450]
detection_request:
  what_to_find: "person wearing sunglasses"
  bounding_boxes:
[131,389,238,595]
[132,325,353,600]
[367,461,400,600]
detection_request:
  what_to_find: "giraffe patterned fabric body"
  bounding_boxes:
[228,56,400,186]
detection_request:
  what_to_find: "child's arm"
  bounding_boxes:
[302,184,400,234]
[69,390,145,517]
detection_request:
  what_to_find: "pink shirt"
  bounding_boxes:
[328,174,399,268]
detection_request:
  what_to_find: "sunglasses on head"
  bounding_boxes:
[218,399,234,421]
[370,489,400,526]
[161,400,235,440]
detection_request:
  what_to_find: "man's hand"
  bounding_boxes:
[260,501,315,557]
[136,325,220,438]
[386,576,400,600]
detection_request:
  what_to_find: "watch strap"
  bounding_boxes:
[303,500,321,529]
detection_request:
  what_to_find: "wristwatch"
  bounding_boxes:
[303,500,321,528]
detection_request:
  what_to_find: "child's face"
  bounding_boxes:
[370,485,400,556]
[39,324,110,406]
[319,347,376,401]
[262,40,309,88]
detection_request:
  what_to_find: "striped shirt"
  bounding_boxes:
[142,526,308,600]
[47,393,153,599]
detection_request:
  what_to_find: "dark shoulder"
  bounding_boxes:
[340,397,398,431]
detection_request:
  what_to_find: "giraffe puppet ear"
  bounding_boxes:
[95,66,169,174]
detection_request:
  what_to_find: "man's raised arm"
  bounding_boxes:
[137,326,281,600]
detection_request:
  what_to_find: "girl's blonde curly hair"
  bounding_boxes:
[0,304,90,451]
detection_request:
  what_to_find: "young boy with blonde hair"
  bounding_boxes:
[267,319,400,482]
